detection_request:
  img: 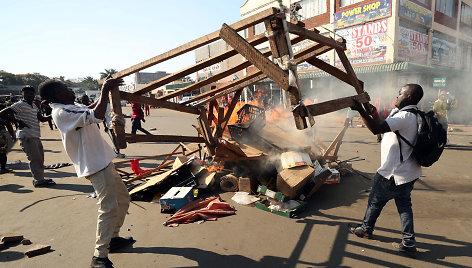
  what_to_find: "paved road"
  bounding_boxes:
[0,107,471,267]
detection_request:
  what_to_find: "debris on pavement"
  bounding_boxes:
[1,233,24,243]
[231,192,260,205]
[24,244,51,257]
[164,197,235,227]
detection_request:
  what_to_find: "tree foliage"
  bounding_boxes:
[99,68,118,79]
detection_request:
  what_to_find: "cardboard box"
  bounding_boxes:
[324,169,340,184]
[255,197,306,218]
[276,165,315,199]
[160,187,195,212]
[257,185,289,202]
[238,177,256,193]
[280,151,313,169]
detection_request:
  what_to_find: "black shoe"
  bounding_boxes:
[33,179,56,188]
[392,242,418,257]
[348,223,372,239]
[109,236,134,252]
[91,256,114,268]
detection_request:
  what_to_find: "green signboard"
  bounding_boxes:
[433,77,446,87]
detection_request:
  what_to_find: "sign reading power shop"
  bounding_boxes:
[334,0,392,29]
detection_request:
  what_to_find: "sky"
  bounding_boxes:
[0,0,244,82]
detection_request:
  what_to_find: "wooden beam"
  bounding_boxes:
[219,23,289,89]
[296,92,370,117]
[161,34,308,102]
[215,106,225,138]
[125,134,205,143]
[132,34,269,95]
[99,7,278,84]
[198,110,216,155]
[287,22,346,51]
[188,71,265,105]
[335,48,371,113]
[192,43,335,106]
[119,91,199,115]
[305,57,364,89]
[322,124,349,160]
[109,87,127,149]
[215,88,243,138]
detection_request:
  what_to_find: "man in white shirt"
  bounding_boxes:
[349,84,424,257]
[39,78,133,268]
[0,86,55,187]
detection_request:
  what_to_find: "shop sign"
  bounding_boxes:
[335,19,389,66]
[398,26,428,64]
[433,77,446,87]
[431,38,456,67]
[399,0,432,27]
[197,62,221,75]
[334,0,391,29]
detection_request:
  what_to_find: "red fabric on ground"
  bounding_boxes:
[164,197,235,226]
[130,159,148,176]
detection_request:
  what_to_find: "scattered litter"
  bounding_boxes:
[25,244,51,257]
[86,192,97,199]
[21,239,32,245]
[220,174,239,192]
[1,233,23,243]
[231,192,260,205]
[164,197,234,227]
[268,199,301,211]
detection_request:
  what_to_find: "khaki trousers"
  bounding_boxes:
[19,137,45,182]
[86,163,130,258]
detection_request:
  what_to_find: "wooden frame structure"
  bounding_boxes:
[104,7,370,158]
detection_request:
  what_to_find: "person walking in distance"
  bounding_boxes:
[130,102,151,135]
[0,86,56,187]
[348,84,424,257]
[39,77,134,268]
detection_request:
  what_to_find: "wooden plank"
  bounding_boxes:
[287,22,346,51]
[215,106,225,138]
[296,93,370,117]
[125,134,205,143]
[305,57,364,89]
[198,109,216,155]
[219,23,289,90]
[120,91,199,115]
[322,124,349,160]
[113,151,182,165]
[99,7,278,84]
[191,72,265,105]
[109,87,127,149]
[335,48,371,113]
[132,34,269,95]
[215,89,243,138]
[193,42,333,106]
[163,34,308,102]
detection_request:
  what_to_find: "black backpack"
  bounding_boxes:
[395,109,447,167]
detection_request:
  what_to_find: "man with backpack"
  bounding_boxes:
[348,84,425,256]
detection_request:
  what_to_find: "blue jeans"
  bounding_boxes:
[361,173,417,247]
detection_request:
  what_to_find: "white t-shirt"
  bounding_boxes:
[377,105,422,185]
[50,103,116,177]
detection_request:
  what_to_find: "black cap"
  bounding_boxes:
[21,85,35,92]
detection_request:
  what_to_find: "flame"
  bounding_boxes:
[204,163,223,172]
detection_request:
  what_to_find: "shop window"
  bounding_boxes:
[435,0,457,18]
[295,0,327,19]
[340,0,363,7]
[461,3,472,27]
[459,41,472,70]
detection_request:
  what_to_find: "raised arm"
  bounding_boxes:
[351,100,391,135]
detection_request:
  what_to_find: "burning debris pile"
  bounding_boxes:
[116,100,357,220]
